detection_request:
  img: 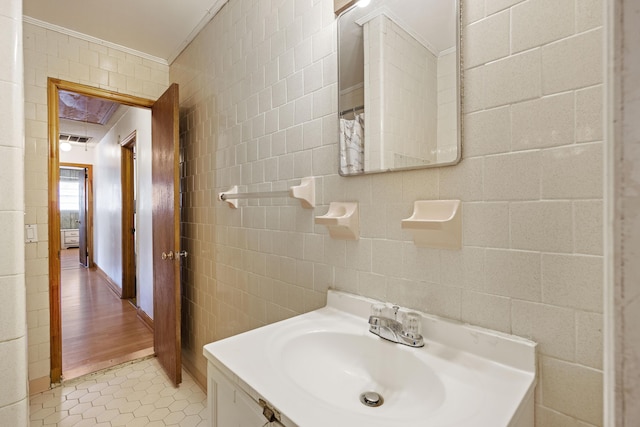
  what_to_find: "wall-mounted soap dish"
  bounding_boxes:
[401,200,461,249]
[315,202,359,240]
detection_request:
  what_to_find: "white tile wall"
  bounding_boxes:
[22,22,169,388]
[483,49,541,108]
[464,10,510,68]
[541,356,603,425]
[0,337,27,406]
[576,85,603,143]
[462,202,510,247]
[171,0,604,425]
[541,143,602,199]
[512,300,576,360]
[436,50,458,162]
[575,310,603,369]
[1,1,27,425]
[542,254,603,312]
[463,106,511,156]
[574,200,603,256]
[511,0,575,53]
[484,152,541,201]
[511,92,575,150]
[484,249,541,301]
[535,406,596,427]
[485,0,525,16]
[510,201,573,252]
[364,14,438,169]
[541,29,602,94]
[460,290,511,333]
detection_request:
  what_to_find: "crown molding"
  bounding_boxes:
[22,15,169,66]
[166,0,228,64]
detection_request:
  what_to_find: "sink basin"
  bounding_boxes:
[275,331,447,418]
[203,290,536,427]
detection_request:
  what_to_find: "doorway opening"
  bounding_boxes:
[48,78,182,386]
[50,81,151,385]
[58,164,91,268]
[55,91,155,380]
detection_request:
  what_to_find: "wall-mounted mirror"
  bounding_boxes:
[337,0,461,176]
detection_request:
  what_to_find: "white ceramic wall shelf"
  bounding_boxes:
[219,177,316,209]
[401,200,461,249]
[315,202,359,240]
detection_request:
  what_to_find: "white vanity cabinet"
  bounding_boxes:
[208,362,288,427]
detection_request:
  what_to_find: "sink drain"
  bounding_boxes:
[359,391,384,407]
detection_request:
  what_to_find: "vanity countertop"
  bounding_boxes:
[203,290,536,427]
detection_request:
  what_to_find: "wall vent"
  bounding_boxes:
[59,133,92,144]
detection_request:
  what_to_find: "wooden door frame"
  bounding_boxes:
[121,131,137,300]
[59,163,94,268]
[48,78,154,383]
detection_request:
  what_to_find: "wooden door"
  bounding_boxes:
[78,168,88,267]
[151,83,182,386]
[121,139,136,300]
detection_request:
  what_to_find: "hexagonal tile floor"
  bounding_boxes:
[29,357,207,426]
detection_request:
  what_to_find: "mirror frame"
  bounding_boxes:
[336,0,463,176]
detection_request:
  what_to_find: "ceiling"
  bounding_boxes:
[23,0,228,63]
[59,91,120,125]
[25,1,228,149]
[59,101,129,148]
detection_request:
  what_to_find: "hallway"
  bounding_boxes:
[61,249,154,380]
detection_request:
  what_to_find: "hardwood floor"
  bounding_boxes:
[61,248,80,270]
[61,249,154,380]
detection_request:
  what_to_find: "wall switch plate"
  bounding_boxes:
[25,224,38,243]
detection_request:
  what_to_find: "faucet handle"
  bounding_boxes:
[392,305,400,320]
[371,303,386,317]
[369,303,386,333]
[402,312,422,338]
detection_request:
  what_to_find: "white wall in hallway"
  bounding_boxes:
[93,107,154,319]
[60,145,95,165]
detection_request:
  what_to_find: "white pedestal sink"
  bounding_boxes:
[203,290,537,427]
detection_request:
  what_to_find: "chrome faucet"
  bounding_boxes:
[368,304,424,348]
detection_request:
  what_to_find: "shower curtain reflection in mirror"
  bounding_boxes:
[339,111,365,175]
